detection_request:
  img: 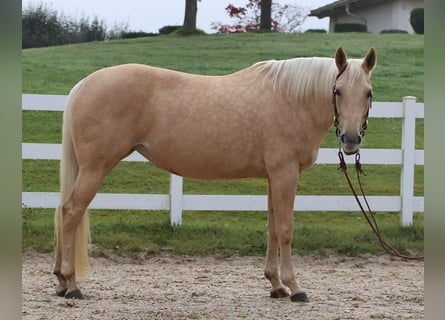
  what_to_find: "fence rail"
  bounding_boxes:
[22,94,424,226]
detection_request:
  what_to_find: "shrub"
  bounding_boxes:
[410,8,424,34]
[174,28,207,36]
[380,29,408,34]
[22,2,128,48]
[158,25,182,35]
[334,23,367,33]
[305,29,327,33]
[121,31,158,39]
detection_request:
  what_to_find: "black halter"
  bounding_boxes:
[332,64,347,137]
[332,64,372,139]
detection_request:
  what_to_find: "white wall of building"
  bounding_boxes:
[328,0,423,34]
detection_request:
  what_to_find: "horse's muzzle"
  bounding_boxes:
[339,133,362,155]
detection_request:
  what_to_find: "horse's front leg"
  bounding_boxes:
[264,181,289,298]
[268,167,309,302]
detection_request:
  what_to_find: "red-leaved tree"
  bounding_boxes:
[211,0,308,33]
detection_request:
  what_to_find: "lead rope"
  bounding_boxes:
[337,150,424,261]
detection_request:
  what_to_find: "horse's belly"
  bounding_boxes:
[170,161,267,180]
[135,141,267,180]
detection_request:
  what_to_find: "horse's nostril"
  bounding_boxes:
[340,133,346,144]
[357,135,362,144]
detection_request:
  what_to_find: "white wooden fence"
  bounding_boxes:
[22,94,424,226]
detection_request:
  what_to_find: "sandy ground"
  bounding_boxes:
[22,251,423,319]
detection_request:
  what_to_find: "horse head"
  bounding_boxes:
[333,47,377,155]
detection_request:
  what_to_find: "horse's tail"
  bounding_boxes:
[54,80,90,281]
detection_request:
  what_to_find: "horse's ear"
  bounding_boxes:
[335,47,348,71]
[362,48,377,73]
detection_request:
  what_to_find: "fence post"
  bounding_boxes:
[400,96,416,226]
[169,174,183,226]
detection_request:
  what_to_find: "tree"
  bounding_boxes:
[183,0,198,32]
[212,0,308,34]
[22,3,63,48]
[260,0,272,31]
[180,0,205,35]
[22,3,127,48]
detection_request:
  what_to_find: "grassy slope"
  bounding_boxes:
[22,33,424,101]
[22,33,424,256]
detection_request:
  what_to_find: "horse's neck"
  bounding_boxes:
[305,96,336,144]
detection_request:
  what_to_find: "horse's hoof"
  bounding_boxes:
[55,288,67,297]
[270,287,289,298]
[65,289,84,299]
[290,291,309,302]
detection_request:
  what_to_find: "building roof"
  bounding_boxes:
[309,0,387,18]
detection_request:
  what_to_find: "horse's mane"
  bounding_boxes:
[250,57,366,104]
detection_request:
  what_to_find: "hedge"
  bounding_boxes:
[410,8,424,34]
[334,23,367,33]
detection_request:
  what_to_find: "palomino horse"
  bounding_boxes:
[54,47,376,301]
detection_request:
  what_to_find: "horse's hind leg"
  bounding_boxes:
[264,182,289,298]
[59,167,107,299]
[54,205,67,297]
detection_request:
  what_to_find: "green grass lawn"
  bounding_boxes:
[22,33,424,101]
[22,32,424,257]
[22,208,423,257]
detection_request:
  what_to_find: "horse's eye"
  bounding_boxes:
[367,91,373,99]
